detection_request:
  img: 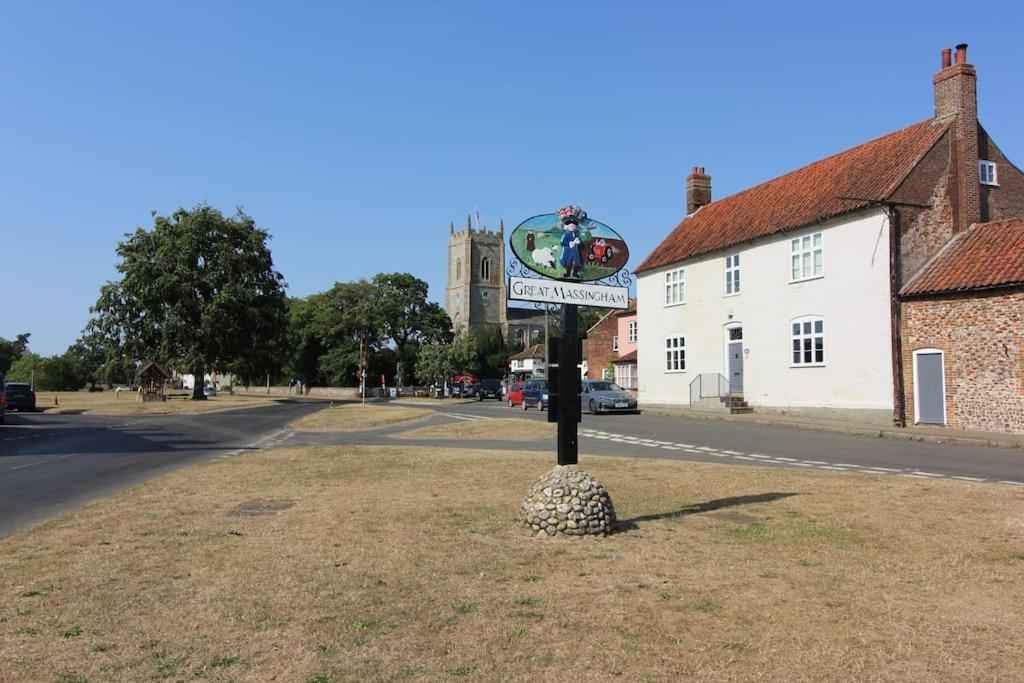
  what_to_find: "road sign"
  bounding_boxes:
[508,277,629,309]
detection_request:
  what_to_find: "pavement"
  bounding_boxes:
[2,397,1022,539]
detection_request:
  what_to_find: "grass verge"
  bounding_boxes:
[1,446,1022,681]
[289,404,432,432]
[34,391,277,416]
[396,418,555,440]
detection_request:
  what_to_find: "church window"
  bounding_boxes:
[456,259,462,280]
[481,257,491,281]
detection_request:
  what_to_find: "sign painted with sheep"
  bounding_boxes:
[510,208,629,282]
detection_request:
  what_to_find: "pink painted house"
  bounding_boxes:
[612,303,638,391]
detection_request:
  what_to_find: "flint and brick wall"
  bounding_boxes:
[900,289,1024,433]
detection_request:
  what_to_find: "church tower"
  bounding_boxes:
[445,215,507,334]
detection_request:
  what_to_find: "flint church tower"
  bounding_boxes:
[446,215,508,333]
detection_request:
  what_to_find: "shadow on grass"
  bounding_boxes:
[617,492,798,531]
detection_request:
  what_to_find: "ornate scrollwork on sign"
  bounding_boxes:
[506,256,535,280]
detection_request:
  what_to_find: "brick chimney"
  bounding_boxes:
[686,166,711,215]
[933,43,980,232]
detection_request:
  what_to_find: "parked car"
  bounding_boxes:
[114,385,138,394]
[0,373,6,424]
[4,382,36,412]
[203,386,217,397]
[580,380,637,414]
[476,379,502,400]
[521,378,549,411]
[506,381,524,407]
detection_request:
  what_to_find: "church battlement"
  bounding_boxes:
[449,215,505,242]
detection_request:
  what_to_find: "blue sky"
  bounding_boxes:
[3,1,1022,355]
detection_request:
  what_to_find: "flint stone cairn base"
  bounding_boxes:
[521,465,616,537]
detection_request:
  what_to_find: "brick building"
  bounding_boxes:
[635,44,1024,433]
[583,300,636,383]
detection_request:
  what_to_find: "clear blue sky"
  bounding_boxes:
[3,1,1022,356]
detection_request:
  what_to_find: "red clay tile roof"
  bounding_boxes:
[511,343,545,361]
[637,119,951,273]
[901,219,1024,296]
[612,350,637,364]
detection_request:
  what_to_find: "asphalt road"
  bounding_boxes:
[342,399,1024,485]
[2,398,1022,539]
[0,400,326,538]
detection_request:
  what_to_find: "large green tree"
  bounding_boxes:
[371,273,452,385]
[0,333,31,375]
[92,205,288,399]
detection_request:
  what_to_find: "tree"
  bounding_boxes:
[92,205,288,399]
[414,330,478,387]
[372,273,452,386]
[0,333,31,375]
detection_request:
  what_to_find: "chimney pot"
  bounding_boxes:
[686,167,712,215]
[955,43,968,64]
[941,48,952,69]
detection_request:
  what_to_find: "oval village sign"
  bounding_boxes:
[508,205,630,309]
[510,211,629,282]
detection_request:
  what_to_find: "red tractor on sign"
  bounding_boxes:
[587,239,615,265]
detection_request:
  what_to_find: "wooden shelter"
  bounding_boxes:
[138,362,172,402]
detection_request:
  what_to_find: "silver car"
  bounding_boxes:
[580,380,638,414]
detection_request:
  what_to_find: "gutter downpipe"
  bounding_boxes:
[888,205,908,427]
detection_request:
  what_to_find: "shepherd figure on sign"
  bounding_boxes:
[558,204,586,279]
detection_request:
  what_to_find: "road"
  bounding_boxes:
[0,400,325,538]
[338,399,1024,486]
[2,398,1022,538]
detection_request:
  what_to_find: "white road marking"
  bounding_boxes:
[832,463,862,468]
[911,471,944,478]
[998,480,1024,487]
[660,446,680,451]
[744,454,771,459]
[696,446,718,452]
[869,466,902,472]
[722,450,743,455]
[802,460,828,465]
[732,456,759,461]
[820,466,849,471]
[951,476,985,482]
[775,457,797,462]
[11,453,80,470]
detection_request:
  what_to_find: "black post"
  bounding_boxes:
[557,304,579,465]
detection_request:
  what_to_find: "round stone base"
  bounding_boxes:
[521,465,616,537]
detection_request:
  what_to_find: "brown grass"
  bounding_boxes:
[35,391,278,416]
[1,446,1023,682]
[397,418,555,440]
[290,404,432,432]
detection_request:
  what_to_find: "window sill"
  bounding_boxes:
[980,181,999,187]
[789,274,824,285]
[664,301,686,308]
[664,369,688,374]
[789,363,826,368]
[723,291,741,298]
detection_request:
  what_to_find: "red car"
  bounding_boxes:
[507,381,524,407]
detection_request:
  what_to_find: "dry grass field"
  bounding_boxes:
[34,391,277,416]
[1,445,1023,681]
[289,404,432,432]
[397,418,555,440]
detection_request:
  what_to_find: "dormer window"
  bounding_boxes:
[979,160,998,185]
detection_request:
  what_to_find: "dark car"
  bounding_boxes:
[580,380,637,414]
[476,379,502,400]
[4,382,36,412]
[521,378,549,410]
[0,373,6,424]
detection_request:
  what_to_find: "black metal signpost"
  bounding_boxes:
[508,205,632,537]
